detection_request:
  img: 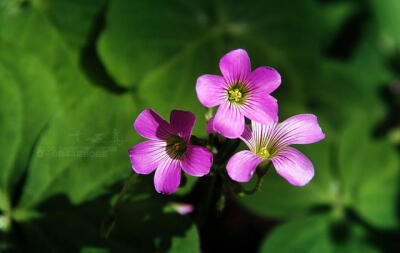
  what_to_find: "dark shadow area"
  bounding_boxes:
[200,195,276,253]
[330,219,351,243]
[389,51,400,77]
[79,3,129,94]
[187,174,277,253]
[4,179,192,253]
[346,209,400,253]
[187,133,277,252]
[324,2,369,60]
[374,80,400,139]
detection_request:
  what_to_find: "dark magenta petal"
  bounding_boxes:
[134,109,172,140]
[206,117,215,134]
[170,110,195,142]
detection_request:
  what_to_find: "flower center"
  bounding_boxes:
[227,83,248,104]
[256,146,270,159]
[166,135,187,159]
[228,89,242,102]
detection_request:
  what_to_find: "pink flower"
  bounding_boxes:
[129,109,213,194]
[196,49,281,138]
[225,114,325,186]
[171,202,194,215]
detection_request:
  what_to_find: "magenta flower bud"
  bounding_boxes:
[171,202,194,215]
[129,109,213,194]
[196,49,281,138]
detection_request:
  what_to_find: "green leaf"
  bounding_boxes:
[32,0,106,49]
[168,225,199,253]
[97,0,353,88]
[136,41,219,136]
[369,0,400,51]
[0,5,104,108]
[0,48,60,203]
[18,89,138,208]
[0,72,22,209]
[355,148,399,228]
[97,0,213,87]
[239,138,333,219]
[0,6,73,66]
[0,5,140,210]
[97,0,355,136]
[307,56,388,131]
[339,119,400,228]
[260,216,333,253]
[260,216,380,253]
[0,0,105,51]
[176,175,198,196]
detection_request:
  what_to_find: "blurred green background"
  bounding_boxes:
[0,0,399,252]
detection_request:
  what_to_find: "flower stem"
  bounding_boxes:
[241,175,263,195]
[241,162,272,195]
[100,173,137,239]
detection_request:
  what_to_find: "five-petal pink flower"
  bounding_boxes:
[196,49,281,138]
[226,114,325,186]
[129,109,213,194]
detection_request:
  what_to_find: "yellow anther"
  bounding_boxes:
[257,147,270,159]
[228,88,243,103]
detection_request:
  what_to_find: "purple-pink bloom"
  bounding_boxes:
[129,109,213,194]
[196,49,281,138]
[171,202,194,215]
[224,114,325,186]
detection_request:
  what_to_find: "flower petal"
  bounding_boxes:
[243,94,278,125]
[181,145,212,176]
[129,140,166,174]
[227,150,264,182]
[274,114,325,146]
[154,159,181,194]
[172,203,194,215]
[206,117,215,134]
[170,110,195,142]
[196,74,226,107]
[246,66,281,94]
[213,103,245,138]
[240,124,253,150]
[134,109,172,140]
[271,147,314,186]
[250,121,276,150]
[219,49,251,84]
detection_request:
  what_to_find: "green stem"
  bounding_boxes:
[113,173,137,212]
[241,175,263,195]
[101,173,136,239]
[240,161,272,195]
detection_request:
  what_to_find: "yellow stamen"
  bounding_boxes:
[257,147,270,159]
[228,88,243,103]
